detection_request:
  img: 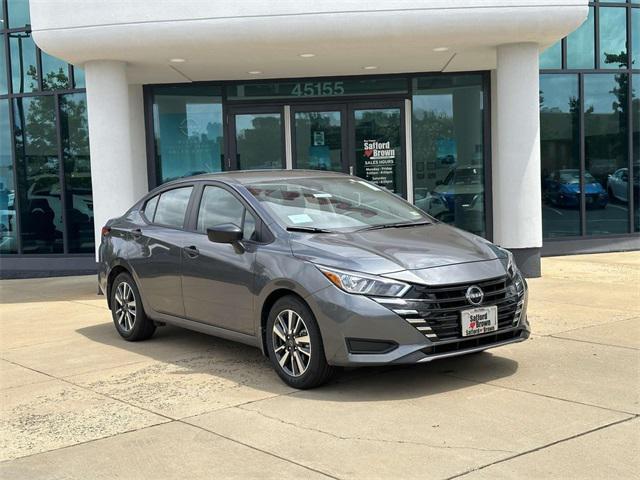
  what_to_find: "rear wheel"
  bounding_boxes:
[266,295,335,389]
[110,272,156,341]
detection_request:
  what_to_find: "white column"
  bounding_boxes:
[492,43,542,257]
[85,61,148,259]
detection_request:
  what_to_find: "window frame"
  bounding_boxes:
[195,184,252,236]
[140,184,195,231]
[141,194,159,223]
[187,180,271,244]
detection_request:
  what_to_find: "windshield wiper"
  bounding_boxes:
[286,226,335,234]
[356,221,431,232]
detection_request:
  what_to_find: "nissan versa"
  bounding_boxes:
[98,171,529,389]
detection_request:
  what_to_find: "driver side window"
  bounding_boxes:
[197,186,257,240]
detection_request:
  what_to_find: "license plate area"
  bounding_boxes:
[461,306,498,337]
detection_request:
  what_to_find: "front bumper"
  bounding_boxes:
[306,279,530,367]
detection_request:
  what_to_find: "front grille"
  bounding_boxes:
[375,275,525,342]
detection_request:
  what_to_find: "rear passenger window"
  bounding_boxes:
[197,186,257,240]
[153,187,193,228]
[143,195,159,221]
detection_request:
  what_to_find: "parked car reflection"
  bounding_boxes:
[607,167,639,204]
[414,166,484,234]
[542,169,608,209]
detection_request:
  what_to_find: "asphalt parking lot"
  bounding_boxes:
[0,252,638,479]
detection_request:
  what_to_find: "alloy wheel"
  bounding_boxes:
[114,282,137,332]
[272,309,311,377]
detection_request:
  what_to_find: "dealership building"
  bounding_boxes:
[0,0,638,278]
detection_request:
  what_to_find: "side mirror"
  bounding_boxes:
[207,224,243,244]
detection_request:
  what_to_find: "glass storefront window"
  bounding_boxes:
[7,0,31,29]
[584,74,629,235]
[412,75,485,237]
[152,86,224,184]
[293,110,343,171]
[0,35,7,95]
[599,7,628,69]
[538,3,638,241]
[0,100,17,253]
[9,32,38,93]
[540,74,581,238]
[13,95,64,253]
[60,93,93,253]
[633,8,640,69]
[540,41,562,69]
[41,51,69,90]
[234,112,284,170]
[567,7,595,69]
[73,67,85,89]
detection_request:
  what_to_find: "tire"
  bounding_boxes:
[265,295,336,389]
[110,272,156,342]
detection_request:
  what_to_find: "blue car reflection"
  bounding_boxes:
[543,169,608,208]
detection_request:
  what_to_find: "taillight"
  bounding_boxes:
[101,226,111,236]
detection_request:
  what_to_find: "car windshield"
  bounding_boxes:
[245,177,431,232]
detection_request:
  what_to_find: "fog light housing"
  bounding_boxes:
[346,338,398,354]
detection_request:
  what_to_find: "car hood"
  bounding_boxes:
[289,222,502,275]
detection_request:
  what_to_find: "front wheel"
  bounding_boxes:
[266,296,336,389]
[110,272,156,341]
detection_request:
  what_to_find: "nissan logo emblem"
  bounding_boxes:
[465,285,484,306]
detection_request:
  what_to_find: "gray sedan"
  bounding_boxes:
[98,170,529,389]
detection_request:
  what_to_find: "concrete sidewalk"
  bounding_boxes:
[0,253,638,479]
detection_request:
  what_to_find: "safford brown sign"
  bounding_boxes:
[362,139,396,191]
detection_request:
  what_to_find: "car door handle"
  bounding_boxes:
[131,228,142,239]
[183,245,199,258]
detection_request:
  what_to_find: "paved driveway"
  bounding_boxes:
[0,253,638,479]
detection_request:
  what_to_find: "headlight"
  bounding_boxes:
[498,248,525,292]
[316,265,410,297]
[498,247,518,279]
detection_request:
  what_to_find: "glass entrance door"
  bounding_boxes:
[290,102,406,196]
[349,103,405,197]
[228,102,406,196]
[228,107,285,170]
[291,105,347,172]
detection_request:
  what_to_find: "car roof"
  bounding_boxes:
[162,169,350,187]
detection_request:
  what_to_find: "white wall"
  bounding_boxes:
[85,61,148,259]
[492,43,542,251]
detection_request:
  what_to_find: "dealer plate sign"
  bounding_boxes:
[461,306,498,337]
